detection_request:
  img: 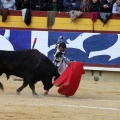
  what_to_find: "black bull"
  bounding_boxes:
[0,50,60,95]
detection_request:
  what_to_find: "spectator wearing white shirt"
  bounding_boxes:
[112,0,120,14]
[1,0,16,10]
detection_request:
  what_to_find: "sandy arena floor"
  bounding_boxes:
[0,76,120,120]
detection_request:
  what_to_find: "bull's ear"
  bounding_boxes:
[52,76,56,84]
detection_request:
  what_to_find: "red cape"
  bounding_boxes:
[53,62,85,96]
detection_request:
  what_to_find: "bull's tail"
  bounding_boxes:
[0,82,4,91]
[6,73,10,80]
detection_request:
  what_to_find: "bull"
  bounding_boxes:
[0,82,4,91]
[0,50,60,95]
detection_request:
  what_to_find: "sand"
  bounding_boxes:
[0,77,120,120]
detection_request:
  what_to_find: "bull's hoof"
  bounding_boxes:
[32,92,38,96]
[44,90,49,95]
[16,90,20,95]
[0,88,4,92]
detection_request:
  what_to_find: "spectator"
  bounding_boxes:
[80,0,90,12]
[112,0,120,14]
[48,0,63,11]
[34,0,48,11]
[15,0,23,10]
[63,0,80,12]
[0,0,1,9]
[101,0,115,13]
[48,0,58,11]
[57,0,63,11]
[1,0,16,10]
[89,0,101,12]
[15,0,35,10]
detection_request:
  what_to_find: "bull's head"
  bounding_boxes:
[44,72,60,95]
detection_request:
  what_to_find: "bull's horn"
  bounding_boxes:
[52,76,56,84]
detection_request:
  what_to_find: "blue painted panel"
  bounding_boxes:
[0,29,120,66]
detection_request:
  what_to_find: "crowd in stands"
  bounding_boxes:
[0,0,120,14]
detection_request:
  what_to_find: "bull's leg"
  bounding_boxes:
[16,80,28,95]
[23,71,38,95]
[29,83,38,96]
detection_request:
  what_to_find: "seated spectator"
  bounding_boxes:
[112,0,120,14]
[48,0,63,11]
[63,0,80,12]
[89,0,101,12]
[101,0,115,13]
[48,0,58,11]
[34,0,48,11]
[80,0,90,12]
[15,0,35,10]
[0,0,1,9]
[57,0,63,11]
[1,0,16,10]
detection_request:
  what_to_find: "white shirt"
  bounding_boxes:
[53,49,68,74]
[112,3,120,14]
[1,0,16,10]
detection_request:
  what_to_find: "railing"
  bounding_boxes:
[0,2,119,12]
[1,2,64,11]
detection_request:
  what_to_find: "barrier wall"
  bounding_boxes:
[0,11,120,33]
[0,29,120,71]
